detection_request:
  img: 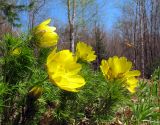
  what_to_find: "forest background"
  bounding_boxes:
[1,0,160,78]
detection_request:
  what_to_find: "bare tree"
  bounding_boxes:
[28,0,46,30]
[67,0,76,53]
[115,0,160,77]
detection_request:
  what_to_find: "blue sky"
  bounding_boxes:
[46,0,123,29]
[97,0,123,29]
[20,0,124,31]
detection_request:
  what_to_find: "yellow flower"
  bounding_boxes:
[100,56,140,93]
[46,49,85,92]
[76,42,96,62]
[11,48,21,55]
[33,19,59,48]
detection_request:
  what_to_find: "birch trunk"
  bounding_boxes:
[67,0,76,53]
[71,0,76,53]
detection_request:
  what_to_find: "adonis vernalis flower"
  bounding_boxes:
[33,19,59,48]
[76,42,96,62]
[100,56,140,93]
[46,49,85,92]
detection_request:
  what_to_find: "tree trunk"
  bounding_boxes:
[140,0,145,78]
[67,0,76,53]
[71,0,76,53]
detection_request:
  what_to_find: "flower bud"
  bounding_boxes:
[28,86,43,100]
[11,48,21,55]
